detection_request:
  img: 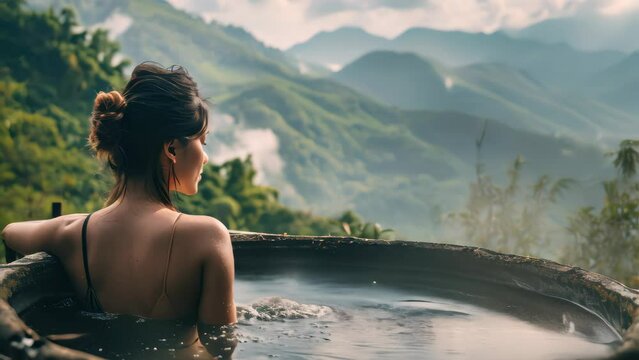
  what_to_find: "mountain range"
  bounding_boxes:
[332,50,637,141]
[290,25,639,143]
[507,11,639,53]
[288,26,626,92]
[589,51,639,114]
[28,0,628,241]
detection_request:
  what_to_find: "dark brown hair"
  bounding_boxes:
[88,62,209,208]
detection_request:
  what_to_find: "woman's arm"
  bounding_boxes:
[196,217,236,325]
[195,217,237,358]
[1,215,82,257]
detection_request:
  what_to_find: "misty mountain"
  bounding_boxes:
[288,26,625,91]
[509,12,639,53]
[28,0,470,239]
[398,111,610,180]
[30,0,617,241]
[333,51,636,141]
[288,27,388,71]
[332,51,451,110]
[590,51,639,114]
[218,77,613,239]
[397,110,611,220]
[29,0,300,95]
[217,78,474,238]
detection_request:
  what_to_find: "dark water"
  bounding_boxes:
[22,273,620,359]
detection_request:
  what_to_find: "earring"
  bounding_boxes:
[168,145,177,164]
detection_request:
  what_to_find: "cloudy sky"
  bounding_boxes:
[165,0,639,49]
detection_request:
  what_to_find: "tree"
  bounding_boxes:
[447,123,571,255]
[563,140,639,285]
[448,156,570,255]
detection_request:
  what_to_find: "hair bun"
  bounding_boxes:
[88,91,127,159]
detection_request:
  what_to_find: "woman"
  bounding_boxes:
[2,62,236,356]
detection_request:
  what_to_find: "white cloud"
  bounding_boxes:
[599,0,639,15]
[166,0,630,49]
[327,63,342,72]
[207,113,285,185]
[306,0,428,18]
[205,112,308,207]
[209,112,235,131]
[90,11,133,39]
[297,61,310,74]
[444,76,454,90]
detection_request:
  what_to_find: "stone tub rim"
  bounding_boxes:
[0,232,638,359]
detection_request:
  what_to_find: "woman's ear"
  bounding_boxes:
[163,140,177,163]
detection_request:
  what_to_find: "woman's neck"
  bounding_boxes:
[109,178,175,213]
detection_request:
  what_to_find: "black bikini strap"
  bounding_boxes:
[81,213,95,290]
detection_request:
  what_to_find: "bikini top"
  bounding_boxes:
[81,212,184,314]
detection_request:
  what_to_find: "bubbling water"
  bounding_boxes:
[237,297,333,322]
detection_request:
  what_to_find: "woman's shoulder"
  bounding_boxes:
[56,213,91,225]
[177,214,228,234]
[55,213,92,243]
[1,213,91,257]
[51,213,90,237]
[175,214,231,248]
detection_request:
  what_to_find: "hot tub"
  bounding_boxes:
[1,232,638,359]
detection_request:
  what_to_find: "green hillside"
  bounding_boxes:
[390,27,623,88]
[590,51,639,114]
[0,0,129,233]
[333,51,636,142]
[217,77,471,239]
[28,0,300,94]
[288,27,388,70]
[0,0,377,265]
[393,111,611,239]
[0,0,121,262]
[26,0,474,239]
[332,51,451,110]
[398,110,610,200]
[510,13,639,53]
[24,0,627,242]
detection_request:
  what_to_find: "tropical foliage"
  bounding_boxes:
[447,128,572,256]
[0,0,123,262]
[0,2,388,262]
[176,156,350,236]
[563,140,639,285]
[448,155,571,256]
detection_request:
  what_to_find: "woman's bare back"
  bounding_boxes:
[53,205,234,324]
